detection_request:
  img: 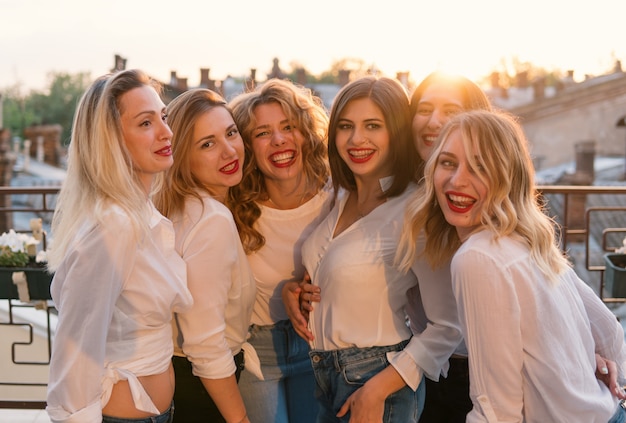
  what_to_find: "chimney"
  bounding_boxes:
[532,77,545,100]
[490,71,500,89]
[200,68,210,87]
[515,70,528,88]
[296,68,306,86]
[170,71,178,87]
[113,54,127,72]
[177,78,188,91]
[338,69,351,86]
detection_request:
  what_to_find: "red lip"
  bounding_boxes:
[155,145,172,156]
[445,191,475,214]
[347,148,374,163]
[422,134,438,147]
[269,149,297,168]
[220,160,240,175]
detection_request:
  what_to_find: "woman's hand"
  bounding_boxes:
[595,353,626,399]
[336,384,385,422]
[281,273,320,341]
[336,364,407,422]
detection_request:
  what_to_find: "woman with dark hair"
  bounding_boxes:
[301,76,424,422]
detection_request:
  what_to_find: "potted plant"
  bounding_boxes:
[603,238,626,298]
[0,227,52,301]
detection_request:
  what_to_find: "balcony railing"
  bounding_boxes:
[0,184,625,410]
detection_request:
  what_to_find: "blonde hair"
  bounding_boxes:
[397,110,570,283]
[47,69,162,271]
[228,79,329,253]
[153,88,228,219]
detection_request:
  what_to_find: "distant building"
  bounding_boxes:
[486,61,626,174]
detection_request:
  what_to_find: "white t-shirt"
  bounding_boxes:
[170,193,256,379]
[46,203,193,423]
[246,184,333,326]
[453,229,626,423]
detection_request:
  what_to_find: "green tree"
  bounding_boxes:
[1,83,38,138]
[30,72,92,144]
[1,71,91,145]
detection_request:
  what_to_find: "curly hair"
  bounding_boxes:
[227,79,330,253]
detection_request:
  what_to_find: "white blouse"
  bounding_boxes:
[453,229,626,423]
[246,184,333,326]
[171,193,256,379]
[302,184,417,353]
[46,203,193,423]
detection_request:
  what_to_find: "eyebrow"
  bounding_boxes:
[131,109,161,119]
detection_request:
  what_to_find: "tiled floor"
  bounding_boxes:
[0,409,50,422]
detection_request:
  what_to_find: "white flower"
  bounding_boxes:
[617,237,626,254]
[36,250,48,263]
[0,229,39,253]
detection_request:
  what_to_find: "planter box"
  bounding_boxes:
[0,266,53,300]
[603,253,626,298]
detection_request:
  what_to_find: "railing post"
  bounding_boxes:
[0,129,14,233]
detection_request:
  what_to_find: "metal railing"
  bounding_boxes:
[1,184,626,410]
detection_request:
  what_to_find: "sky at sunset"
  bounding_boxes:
[1,0,625,92]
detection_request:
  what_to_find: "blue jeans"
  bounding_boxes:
[102,403,174,423]
[309,340,425,423]
[238,319,319,423]
[608,404,626,423]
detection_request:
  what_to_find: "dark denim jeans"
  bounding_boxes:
[102,403,174,423]
[310,340,425,423]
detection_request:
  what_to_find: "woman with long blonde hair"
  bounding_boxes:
[46,69,192,423]
[398,110,626,423]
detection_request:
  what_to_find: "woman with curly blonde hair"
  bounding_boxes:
[228,78,331,423]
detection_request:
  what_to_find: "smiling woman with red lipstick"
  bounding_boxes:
[405,71,493,423]
[227,79,332,423]
[298,76,424,423]
[400,110,626,423]
[154,89,256,423]
[46,70,193,423]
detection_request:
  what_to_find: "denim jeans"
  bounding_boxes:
[608,404,626,423]
[309,340,425,423]
[102,403,174,423]
[238,319,319,423]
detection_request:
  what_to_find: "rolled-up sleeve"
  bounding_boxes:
[388,257,463,390]
[176,212,238,379]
